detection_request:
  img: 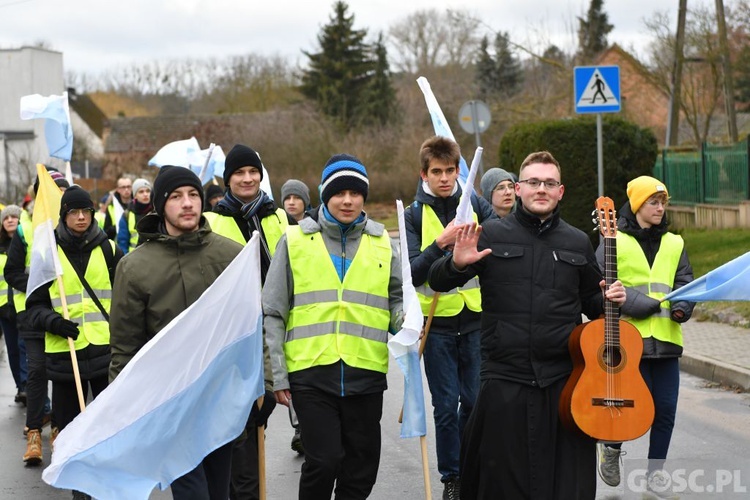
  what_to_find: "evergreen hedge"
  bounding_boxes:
[498,116,658,238]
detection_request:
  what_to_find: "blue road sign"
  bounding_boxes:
[574,66,621,114]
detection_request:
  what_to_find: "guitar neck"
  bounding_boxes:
[604,234,619,347]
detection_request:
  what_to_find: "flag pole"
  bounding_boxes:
[55,276,86,412]
[420,435,432,500]
[399,292,439,424]
[257,395,266,500]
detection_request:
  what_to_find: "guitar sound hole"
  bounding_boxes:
[597,344,627,374]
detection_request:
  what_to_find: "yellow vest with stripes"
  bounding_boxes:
[617,232,684,346]
[284,225,392,374]
[415,204,481,316]
[0,253,9,308]
[205,209,288,256]
[13,219,33,313]
[45,243,113,353]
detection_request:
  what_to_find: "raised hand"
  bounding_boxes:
[452,222,492,270]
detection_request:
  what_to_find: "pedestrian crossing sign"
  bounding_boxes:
[574,66,621,114]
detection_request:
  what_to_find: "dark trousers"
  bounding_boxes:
[52,375,108,431]
[293,389,383,500]
[23,333,50,430]
[423,331,480,481]
[1,316,27,391]
[171,441,234,500]
[230,422,260,500]
[460,378,596,500]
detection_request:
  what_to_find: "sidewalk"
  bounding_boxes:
[681,319,750,390]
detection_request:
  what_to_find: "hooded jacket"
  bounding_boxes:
[595,201,695,358]
[108,214,243,381]
[26,219,123,381]
[404,181,495,335]
[264,206,404,397]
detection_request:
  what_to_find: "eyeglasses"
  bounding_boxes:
[646,199,669,207]
[117,185,132,190]
[66,209,93,217]
[517,178,561,190]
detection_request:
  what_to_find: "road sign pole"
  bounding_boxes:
[469,100,484,177]
[597,113,604,198]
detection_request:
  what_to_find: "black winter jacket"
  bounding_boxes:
[428,205,605,387]
[595,202,694,358]
[26,221,123,381]
[404,181,496,335]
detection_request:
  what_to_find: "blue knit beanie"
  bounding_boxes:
[320,154,369,205]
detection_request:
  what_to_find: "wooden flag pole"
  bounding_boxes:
[257,395,266,500]
[56,276,86,412]
[421,435,432,500]
[399,292,440,424]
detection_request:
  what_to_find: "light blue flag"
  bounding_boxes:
[663,251,750,302]
[387,200,427,438]
[42,234,265,499]
[19,92,74,161]
[148,137,201,169]
[417,77,470,188]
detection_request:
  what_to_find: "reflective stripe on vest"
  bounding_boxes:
[617,232,684,346]
[0,253,8,308]
[127,211,138,250]
[13,219,34,313]
[414,204,481,316]
[45,243,113,353]
[205,209,288,256]
[284,226,391,374]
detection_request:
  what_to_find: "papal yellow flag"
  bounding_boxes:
[27,163,63,297]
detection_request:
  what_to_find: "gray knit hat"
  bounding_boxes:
[281,179,311,208]
[480,168,514,204]
[132,178,152,196]
[1,204,22,223]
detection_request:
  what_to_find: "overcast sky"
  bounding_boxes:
[0,0,687,75]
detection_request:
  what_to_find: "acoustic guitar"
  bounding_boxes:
[559,196,655,442]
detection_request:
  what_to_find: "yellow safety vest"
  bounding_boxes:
[617,232,684,346]
[0,253,9,308]
[205,209,288,256]
[126,211,138,251]
[284,226,392,374]
[45,243,113,353]
[94,211,106,228]
[13,219,33,313]
[415,204,482,316]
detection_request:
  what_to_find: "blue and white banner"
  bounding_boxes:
[663,251,750,302]
[43,234,265,499]
[20,92,74,161]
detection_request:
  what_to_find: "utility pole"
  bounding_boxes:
[666,0,688,148]
[715,0,739,142]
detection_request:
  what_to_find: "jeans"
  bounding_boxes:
[1,316,27,391]
[423,330,480,481]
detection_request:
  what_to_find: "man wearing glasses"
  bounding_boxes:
[428,150,626,499]
[101,176,133,240]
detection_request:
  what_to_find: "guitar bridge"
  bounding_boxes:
[592,398,635,408]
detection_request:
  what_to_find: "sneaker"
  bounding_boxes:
[442,477,460,500]
[647,469,677,498]
[23,429,43,465]
[14,389,27,406]
[291,427,304,455]
[50,427,60,453]
[596,442,624,487]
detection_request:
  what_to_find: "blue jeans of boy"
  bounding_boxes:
[423,330,480,482]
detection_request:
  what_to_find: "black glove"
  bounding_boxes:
[50,317,80,340]
[248,389,277,428]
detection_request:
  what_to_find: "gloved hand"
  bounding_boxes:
[248,389,277,428]
[51,317,80,340]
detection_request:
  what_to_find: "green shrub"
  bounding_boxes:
[499,116,658,238]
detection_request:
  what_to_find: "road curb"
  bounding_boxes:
[681,352,750,391]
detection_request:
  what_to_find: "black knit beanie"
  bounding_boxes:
[59,185,94,218]
[152,166,203,216]
[320,154,369,206]
[224,144,264,186]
